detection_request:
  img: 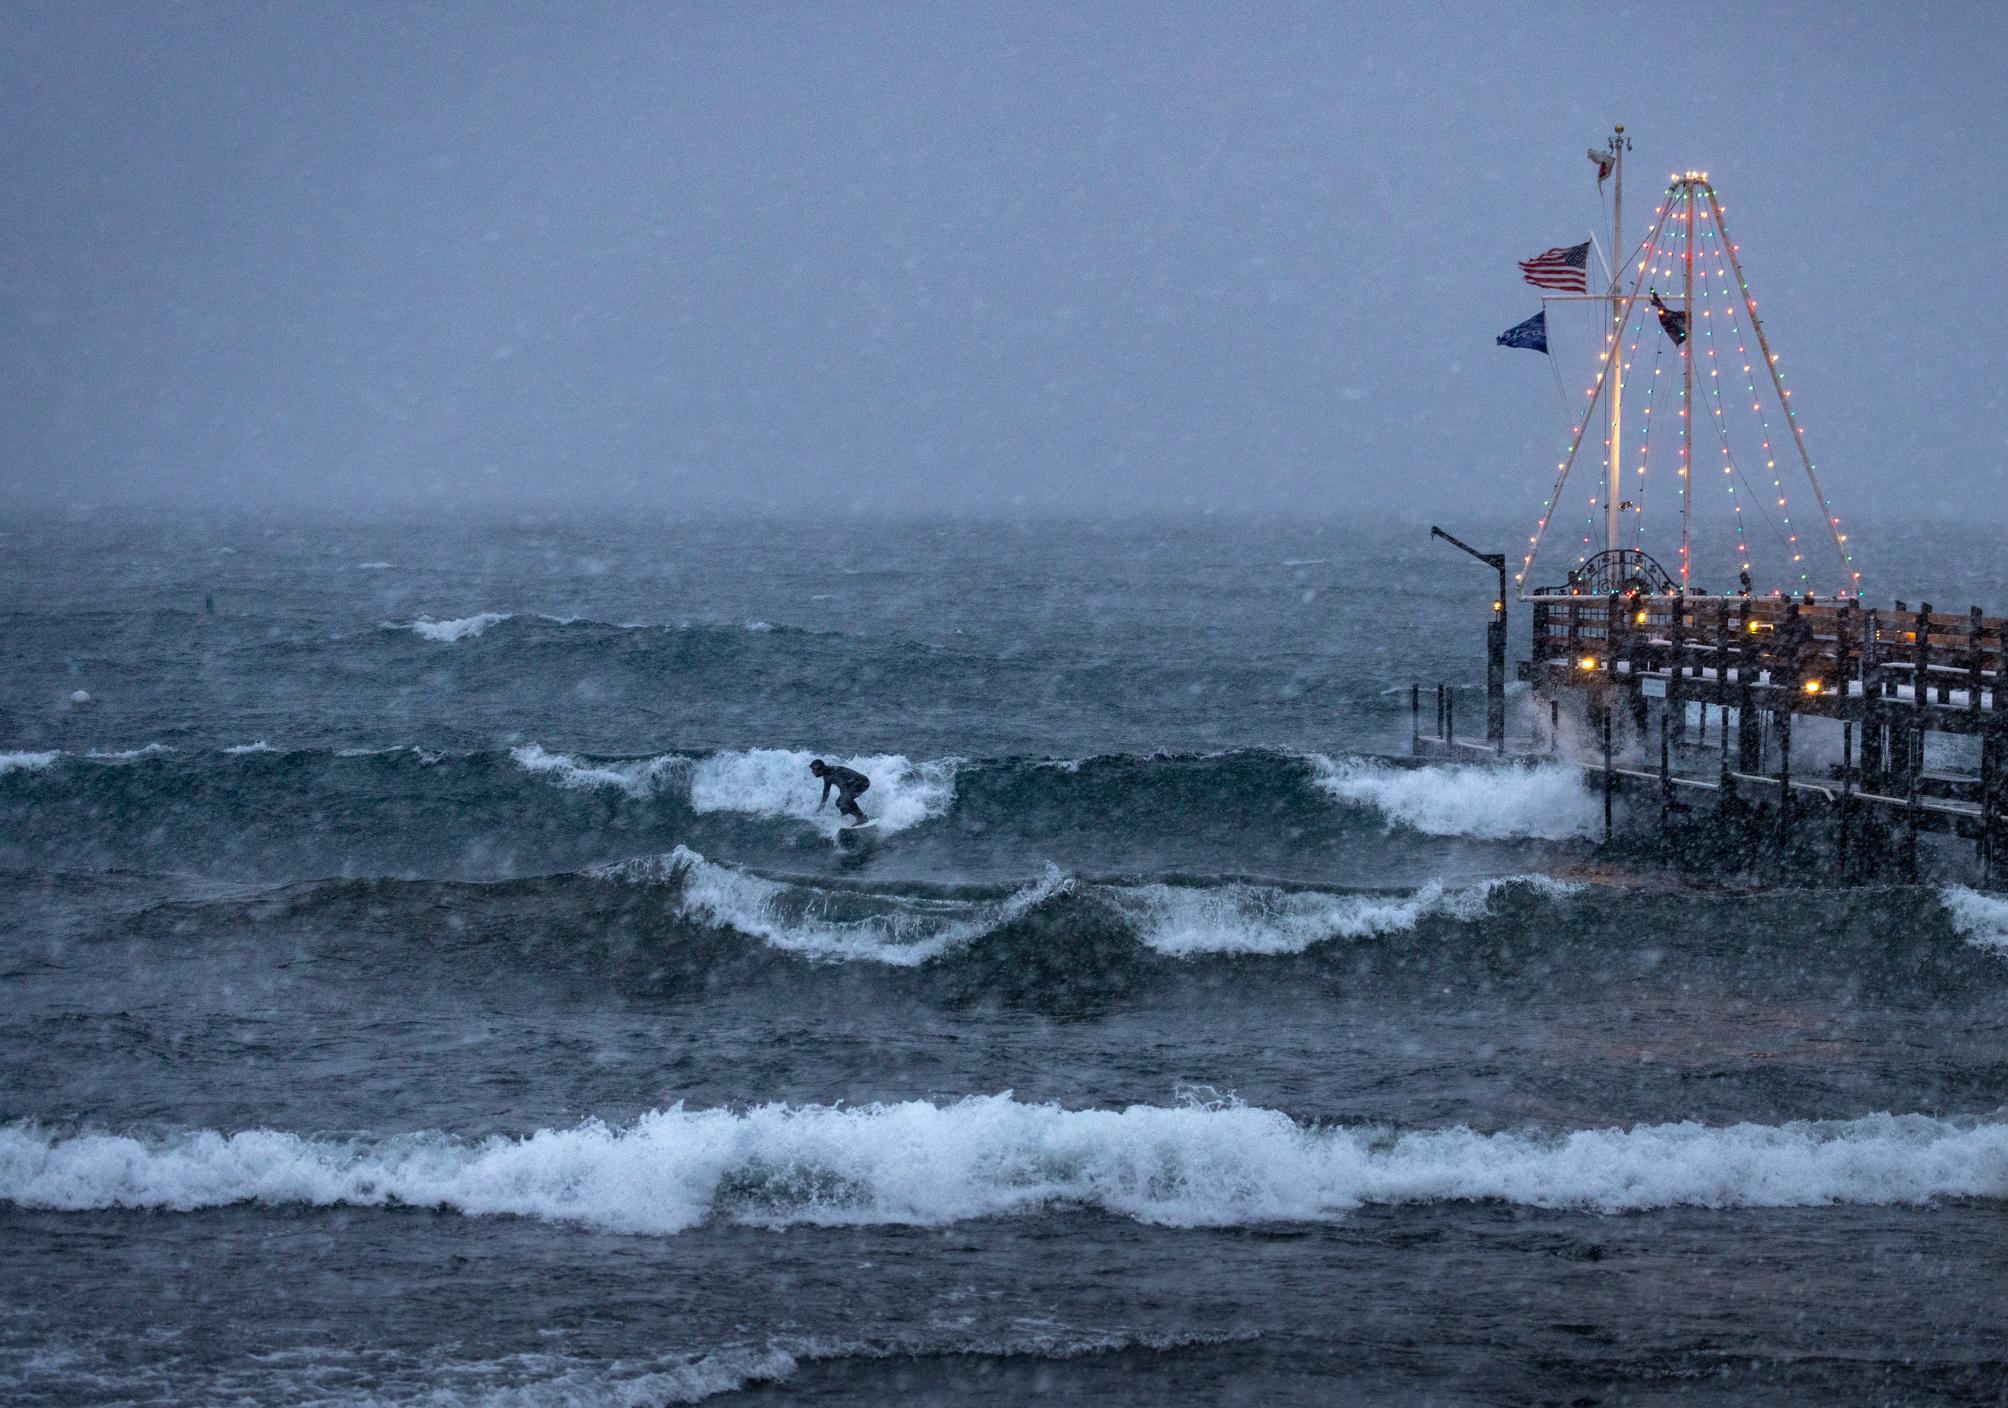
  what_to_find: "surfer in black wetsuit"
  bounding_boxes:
[810,759,871,826]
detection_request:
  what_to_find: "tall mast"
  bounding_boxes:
[1605,125,1627,555]
[1681,174,1696,588]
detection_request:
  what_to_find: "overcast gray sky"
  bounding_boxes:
[2,0,2002,521]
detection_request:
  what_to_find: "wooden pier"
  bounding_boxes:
[1411,592,2008,884]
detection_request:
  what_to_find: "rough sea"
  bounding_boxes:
[3,512,2006,1406]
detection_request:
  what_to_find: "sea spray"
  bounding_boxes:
[1312,757,1600,840]
[1942,885,2008,955]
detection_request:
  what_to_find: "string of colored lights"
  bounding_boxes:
[1694,200,1807,590]
[1629,326,1666,552]
[1693,260,1792,568]
[1687,216,1785,581]
[1703,186,1859,595]
[1521,175,1861,600]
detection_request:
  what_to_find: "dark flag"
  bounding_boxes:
[1649,290,1689,345]
[1519,241,1590,292]
[1496,310,1548,354]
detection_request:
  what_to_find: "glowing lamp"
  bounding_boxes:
[1802,679,1824,696]
[1634,610,1649,625]
[1577,655,1599,672]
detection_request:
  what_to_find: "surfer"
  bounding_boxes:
[810,759,871,826]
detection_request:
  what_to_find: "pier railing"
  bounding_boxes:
[1527,594,2007,730]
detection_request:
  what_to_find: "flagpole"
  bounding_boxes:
[1519,193,1675,595]
[1605,125,1626,557]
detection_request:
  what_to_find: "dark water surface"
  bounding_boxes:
[3,513,2005,1405]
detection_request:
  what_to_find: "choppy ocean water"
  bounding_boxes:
[3,512,2006,1405]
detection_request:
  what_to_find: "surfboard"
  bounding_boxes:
[835,819,879,849]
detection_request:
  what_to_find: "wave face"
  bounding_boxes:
[7,1098,2001,1235]
[0,746,1591,880]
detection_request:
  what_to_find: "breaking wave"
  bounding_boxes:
[602,846,1065,965]
[6,1097,2001,1235]
[508,743,689,800]
[1105,874,1578,956]
[601,846,1567,964]
[1311,756,1601,840]
[0,751,60,776]
[391,611,513,642]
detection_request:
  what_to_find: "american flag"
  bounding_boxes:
[1519,240,1590,292]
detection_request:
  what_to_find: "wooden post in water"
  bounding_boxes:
[1736,598,1762,773]
[1840,720,1854,880]
[1863,606,1887,787]
[1981,723,2006,890]
[1914,603,1933,711]
[1905,718,1923,881]
[1602,706,1614,843]
[1668,596,1686,746]
[1549,699,1560,757]
[1980,724,1996,887]
[1411,684,1421,752]
[1969,606,1985,716]
[1659,714,1672,830]
[1776,707,1793,842]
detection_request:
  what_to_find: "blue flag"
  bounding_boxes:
[1496,310,1548,354]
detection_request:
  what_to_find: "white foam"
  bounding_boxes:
[83,745,173,763]
[1942,886,2008,956]
[1109,876,1570,956]
[1312,757,1601,840]
[398,612,513,642]
[0,751,60,776]
[688,749,955,836]
[223,741,276,755]
[510,744,686,800]
[606,846,1062,965]
[357,561,392,570]
[5,1099,2001,1235]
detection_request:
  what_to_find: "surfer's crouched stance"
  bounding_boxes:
[810,759,871,826]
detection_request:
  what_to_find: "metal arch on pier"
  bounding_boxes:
[1535,548,1677,599]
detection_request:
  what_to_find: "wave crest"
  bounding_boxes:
[385,612,515,642]
[508,744,688,799]
[1111,875,1574,956]
[603,846,1063,965]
